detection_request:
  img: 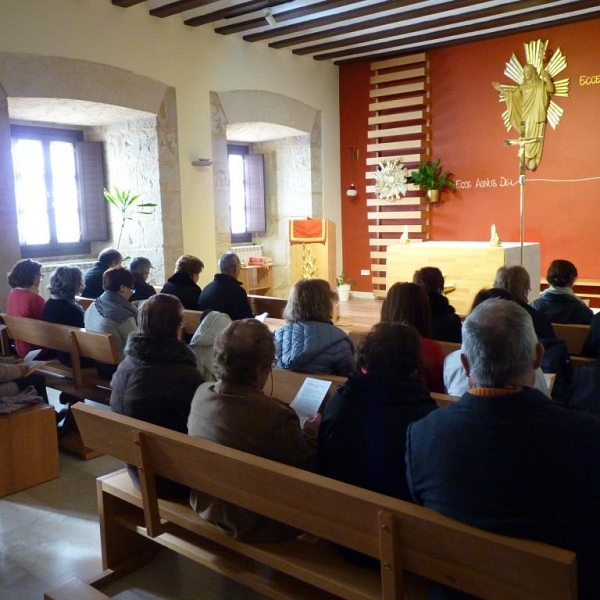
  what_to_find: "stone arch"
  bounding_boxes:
[210,90,322,296]
[0,52,181,305]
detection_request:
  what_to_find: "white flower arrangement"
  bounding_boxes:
[374,159,408,201]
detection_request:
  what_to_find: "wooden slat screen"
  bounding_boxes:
[368,53,432,297]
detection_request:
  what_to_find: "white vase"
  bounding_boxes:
[337,283,351,302]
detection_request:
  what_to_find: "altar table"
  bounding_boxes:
[386,241,540,316]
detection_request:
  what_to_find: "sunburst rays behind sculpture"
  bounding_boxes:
[500,39,569,131]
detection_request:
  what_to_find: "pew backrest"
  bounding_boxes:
[438,340,461,356]
[248,294,288,319]
[552,323,590,355]
[0,313,120,395]
[75,296,94,311]
[0,312,81,382]
[265,367,346,405]
[181,309,203,338]
[72,403,578,600]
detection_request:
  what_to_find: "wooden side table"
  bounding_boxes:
[0,403,59,498]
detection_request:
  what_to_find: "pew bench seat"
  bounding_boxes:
[55,403,577,600]
[94,469,386,600]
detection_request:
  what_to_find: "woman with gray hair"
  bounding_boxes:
[188,318,317,541]
[42,266,93,367]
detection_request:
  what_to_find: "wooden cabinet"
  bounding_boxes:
[239,266,273,295]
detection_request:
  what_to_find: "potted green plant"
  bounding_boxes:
[103,187,157,251]
[409,158,456,202]
[336,270,355,302]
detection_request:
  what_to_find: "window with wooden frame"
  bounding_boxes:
[228,144,266,244]
[10,125,108,258]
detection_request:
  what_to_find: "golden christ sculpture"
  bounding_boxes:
[492,39,569,170]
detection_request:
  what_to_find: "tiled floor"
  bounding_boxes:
[1,395,268,599]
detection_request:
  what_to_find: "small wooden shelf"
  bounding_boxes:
[239,266,272,295]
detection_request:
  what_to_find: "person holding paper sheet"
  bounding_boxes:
[0,358,49,404]
[188,319,317,542]
[274,279,355,376]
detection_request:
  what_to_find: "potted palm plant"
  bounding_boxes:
[336,270,355,302]
[103,187,156,251]
[409,158,456,202]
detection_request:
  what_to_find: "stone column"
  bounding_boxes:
[0,87,22,310]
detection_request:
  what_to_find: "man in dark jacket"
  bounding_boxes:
[81,248,122,298]
[197,252,253,320]
[406,298,600,600]
[129,256,157,303]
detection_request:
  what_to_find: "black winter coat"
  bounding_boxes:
[110,334,204,497]
[161,272,202,310]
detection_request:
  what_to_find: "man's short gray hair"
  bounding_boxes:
[462,298,537,387]
[219,252,240,274]
[129,256,152,274]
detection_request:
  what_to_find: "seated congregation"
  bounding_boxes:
[5,250,600,599]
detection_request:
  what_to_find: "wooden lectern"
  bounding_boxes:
[289,219,336,290]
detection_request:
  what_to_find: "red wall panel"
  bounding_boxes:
[340,17,600,288]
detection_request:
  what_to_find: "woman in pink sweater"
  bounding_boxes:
[6,259,46,357]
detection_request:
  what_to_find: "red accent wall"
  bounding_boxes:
[340,17,600,289]
[339,61,372,291]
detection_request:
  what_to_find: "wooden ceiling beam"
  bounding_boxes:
[182,0,293,26]
[331,4,600,64]
[244,0,409,42]
[215,0,368,35]
[112,0,146,6]
[295,0,595,57]
[269,0,476,49]
[272,0,550,50]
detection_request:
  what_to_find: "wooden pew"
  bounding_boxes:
[265,367,346,405]
[267,367,458,409]
[0,313,85,389]
[181,308,203,339]
[0,313,121,458]
[248,294,288,319]
[552,323,590,355]
[60,403,577,600]
[75,296,94,310]
[438,340,461,356]
[0,313,120,401]
[570,355,596,369]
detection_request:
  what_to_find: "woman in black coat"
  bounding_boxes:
[110,293,204,496]
[318,322,437,500]
[161,255,204,310]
